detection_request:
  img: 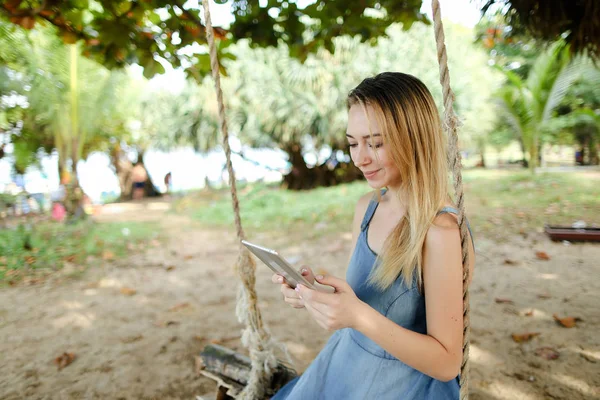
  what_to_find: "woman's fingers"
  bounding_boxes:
[283,296,305,308]
[280,284,298,298]
[300,266,316,284]
[271,273,284,284]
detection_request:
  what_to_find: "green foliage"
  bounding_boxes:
[0,220,159,284]
[152,22,498,164]
[180,181,369,235]
[481,0,600,60]
[464,169,600,237]
[493,41,598,170]
[176,170,600,240]
[0,1,428,78]
[0,20,137,174]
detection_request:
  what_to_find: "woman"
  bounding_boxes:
[271,72,475,399]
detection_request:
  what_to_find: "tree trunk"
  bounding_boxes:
[110,143,134,200]
[282,143,312,190]
[590,141,599,165]
[282,144,363,190]
[137,150,161,198]
[529,134,538,172]
[517,138,528,168]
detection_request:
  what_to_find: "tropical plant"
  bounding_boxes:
[494,41,596,171]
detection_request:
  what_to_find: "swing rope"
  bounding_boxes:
[431,1,471,399]
[202,0,471,398]
[202,2,278,399]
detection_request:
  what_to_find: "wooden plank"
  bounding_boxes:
[199,344,297,398]
[545,225,600,242]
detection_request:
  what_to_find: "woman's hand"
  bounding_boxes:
[271,266,315,309]
[296,275,365,331]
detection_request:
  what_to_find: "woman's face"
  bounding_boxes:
[346,104,401,189]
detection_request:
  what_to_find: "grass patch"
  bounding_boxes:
[0,219,160,285]
[175,181,370,237]
[464,169,600,239]
[175,169,600,240]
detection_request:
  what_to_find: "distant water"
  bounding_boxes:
[0,139,339,203]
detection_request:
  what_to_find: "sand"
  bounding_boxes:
[0,201,598,399]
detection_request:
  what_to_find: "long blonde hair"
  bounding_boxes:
[348,72,449,290]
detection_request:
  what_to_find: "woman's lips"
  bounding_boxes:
[363,169,381,179]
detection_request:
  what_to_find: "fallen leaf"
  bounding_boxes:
[83,282,99,289]
[63,255,76,263]
[535,347,560,360]
[503,259,519,266]
[153,320,180,328]
[209,338,222,344]
[511,332,541,343]
[525,310,534,317]
[183,255,194,260]
[537,293,551,299]
[169,302,191,312]
[151,239,160,247]
[553,314,582,328]
[495,298,514,304]
[166,265,176,271]
[102,250,115,261]
[121,334,144,344]
[120,287,137,296]
[54,352,76,370]
[535,251,550,260]
[24,256,36,265]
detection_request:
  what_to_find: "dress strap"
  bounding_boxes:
[360,189,387,231]
[436,207,475,250]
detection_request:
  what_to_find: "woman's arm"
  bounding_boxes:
[298,213,464,382]
[356,214,464,381]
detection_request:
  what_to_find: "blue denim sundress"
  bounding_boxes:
[272,191,474,399]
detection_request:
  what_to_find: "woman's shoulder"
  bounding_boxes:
[355,190,376,213]
[351,191,376,227]
[428,205,461,241]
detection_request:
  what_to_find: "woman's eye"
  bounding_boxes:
[348,143,358,148]
[369,143,383,149]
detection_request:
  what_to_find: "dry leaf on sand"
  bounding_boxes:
[535,251,550,260]
[535,347,560,360]
[511,332,540,343]
[120,287,137,296]
[54,352,76,370]
[553,314,582,328]
[169,302,191,312]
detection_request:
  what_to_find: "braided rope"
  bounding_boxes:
[431,1,471,399]
[201,2,278,398]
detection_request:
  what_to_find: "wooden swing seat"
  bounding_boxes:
[198,344,297,400]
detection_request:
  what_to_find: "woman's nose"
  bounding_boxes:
[354,145,371,166]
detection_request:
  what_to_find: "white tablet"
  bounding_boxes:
[242,240,334,293]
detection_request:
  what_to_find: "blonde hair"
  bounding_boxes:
[347,72,449,290]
